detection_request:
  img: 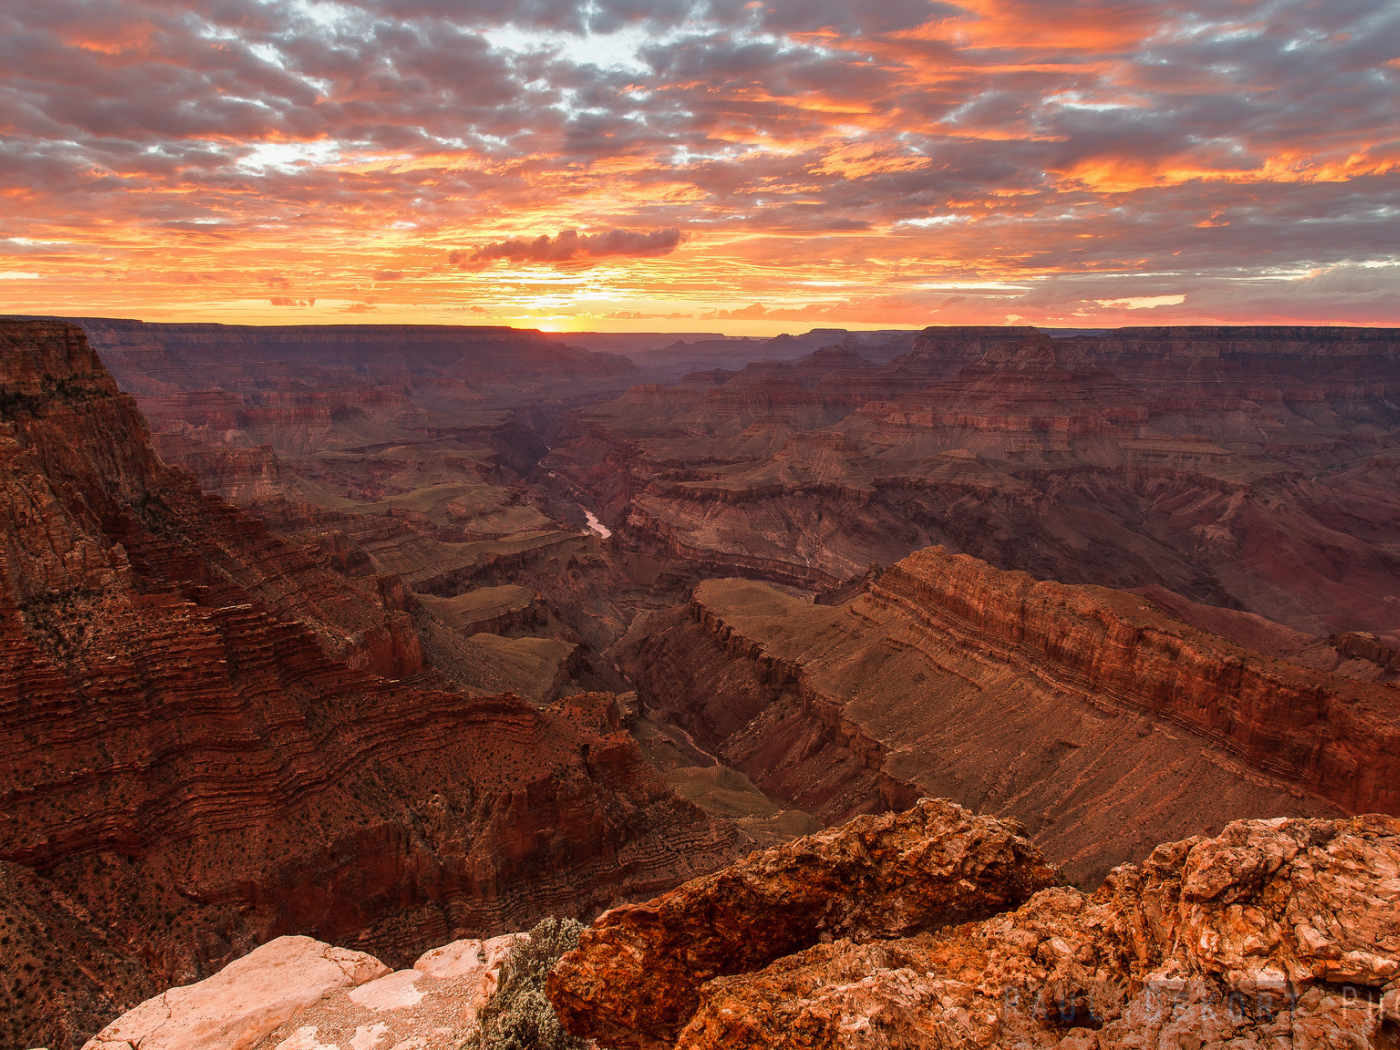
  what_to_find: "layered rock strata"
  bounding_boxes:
[0,321,745,1049]
[619,546,1399,881]
[551,802,1400,1050]
[548,326,1400,642]
[870,548,1400,815]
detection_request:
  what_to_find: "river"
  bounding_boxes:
[584,509,612,539]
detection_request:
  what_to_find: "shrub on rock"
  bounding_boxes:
[475,917,587,1050]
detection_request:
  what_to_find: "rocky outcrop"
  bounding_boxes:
[0,321,746,1049]
[83,932,519,1050]
[82,937,390,1050]
[85,806,1400,1050]
[552,803,1400,1050]
[617,545,1398,881]
[547,799,1058,1050]
[1336,631,1400,674]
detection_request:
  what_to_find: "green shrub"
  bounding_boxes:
[473,916,588,1050]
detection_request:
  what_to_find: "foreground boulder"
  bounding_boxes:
[547,799,1059,1049]
[82,933,518,1050]
[81,936,389,1050]
[554,807,1400,1049]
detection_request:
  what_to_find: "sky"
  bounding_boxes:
[1,0,1398,335]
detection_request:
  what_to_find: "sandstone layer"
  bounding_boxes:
[551,801,1400,1050]
[618,545,1400,881]
[0,321,746,1050]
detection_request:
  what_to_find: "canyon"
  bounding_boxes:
[72,318,743,699]
[0,321,745,1050]
[547,326,1400,643]
[4,316,1399,1048]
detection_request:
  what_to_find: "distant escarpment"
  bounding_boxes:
[0,321,745,1050]
[618,545,1400,882]
[549,325,1400,642]
[77,318,640,397]
[71,319,637,516]
[552,800,1400,1050]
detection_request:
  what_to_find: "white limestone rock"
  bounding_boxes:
[83,936,390,1050]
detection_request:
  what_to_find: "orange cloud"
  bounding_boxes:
[455,228,686,268]
[0,0,1393,330]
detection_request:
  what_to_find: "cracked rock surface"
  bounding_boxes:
[547,798,1060,1049]
[550,802,1400,1050]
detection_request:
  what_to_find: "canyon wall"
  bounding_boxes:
[0,321,745,1050]
[871,548,1400,813]
[549,326,1400,642]
[618,546,1400,882]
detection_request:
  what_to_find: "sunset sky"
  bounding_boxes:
[2,0,1398,334]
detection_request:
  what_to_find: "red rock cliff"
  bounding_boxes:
[618,547,1398,882]
[0,321,746,1050]
[873,547,1400,814]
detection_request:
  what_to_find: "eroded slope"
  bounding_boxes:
[618,546,1400,881]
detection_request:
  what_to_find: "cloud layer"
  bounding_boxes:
[456,227,684,265]
[1,0,1397,329]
